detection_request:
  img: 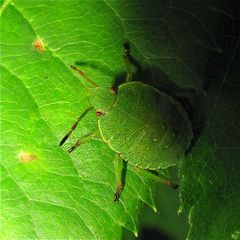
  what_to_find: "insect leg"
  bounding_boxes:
[123,42,133,82]
[67,132,96,153]
[113,154,127,202]
[59,106,94,146]
[135,168,178,189]
[70,65,99,87]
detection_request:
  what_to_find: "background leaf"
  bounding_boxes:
[180,4,240,239]
[1,0,239,239]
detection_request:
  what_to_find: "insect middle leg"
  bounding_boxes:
[59,106,94,146]
[67,132,96,153]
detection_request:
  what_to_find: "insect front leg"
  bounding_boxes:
[113,154,127,202]
[59,106,94,146]
[70,65,99,87]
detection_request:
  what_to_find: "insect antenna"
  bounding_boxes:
[123,43,133,82]
[70,65,99,88]
[124,42,142,69]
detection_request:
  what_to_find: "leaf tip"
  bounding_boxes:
[134,231,138,237]
[178,206,183,215]
[153,206,157,213]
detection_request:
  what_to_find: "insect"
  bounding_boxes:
[60,43,193,202]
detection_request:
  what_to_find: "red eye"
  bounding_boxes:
[96,111,103,116]
[110,87,117,93]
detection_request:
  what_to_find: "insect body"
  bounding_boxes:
[60,44,193,201]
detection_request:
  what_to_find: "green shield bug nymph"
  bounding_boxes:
[60,43,193,202]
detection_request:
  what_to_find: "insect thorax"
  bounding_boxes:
[89,87,117,114]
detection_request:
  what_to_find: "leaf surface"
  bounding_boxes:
[1,1,239,239]
[0,1,159,238]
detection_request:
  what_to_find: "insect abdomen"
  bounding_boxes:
[99,82,192,169]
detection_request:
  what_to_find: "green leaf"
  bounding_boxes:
[1,0,239,239]
[0,1,159,239]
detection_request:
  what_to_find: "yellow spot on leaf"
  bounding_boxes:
[33,39,45,52]
[19,152,37,163]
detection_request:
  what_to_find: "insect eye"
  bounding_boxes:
[110,87,117,93]
[96,111,104,116]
